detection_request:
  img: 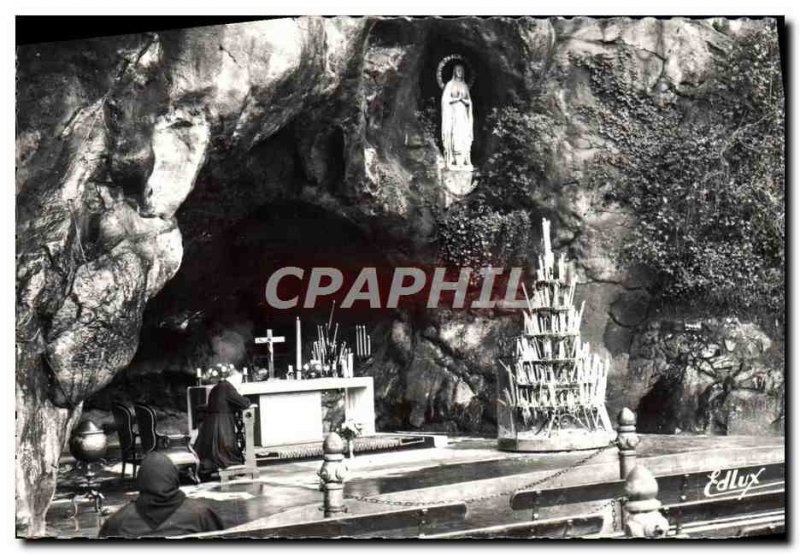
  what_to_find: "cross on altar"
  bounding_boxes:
[255,329,285,379]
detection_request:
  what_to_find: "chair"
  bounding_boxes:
[111,402,141,478]
[133,403,200,484]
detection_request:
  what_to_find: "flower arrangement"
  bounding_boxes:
[338,420,363,459]
[196,363,239,384]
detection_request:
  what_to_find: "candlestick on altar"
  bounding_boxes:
[361,326,367,357]
[356,325,369,358]
[317,325,325,366]
[296,317,302,373]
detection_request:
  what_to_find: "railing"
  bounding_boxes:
[508,408,783,538]
[185,503,468,539]
[184,407,784,539]
[316,407,783,539]
[421,514,604,539]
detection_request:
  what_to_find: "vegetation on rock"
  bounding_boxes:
[575,24,784,322]
[435,197,531,278]
[479,105,557,208]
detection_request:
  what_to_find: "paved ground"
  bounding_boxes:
[45,433,784,538]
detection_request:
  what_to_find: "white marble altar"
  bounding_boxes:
[187,377,376,447]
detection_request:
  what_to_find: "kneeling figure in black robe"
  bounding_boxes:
[193,369,252,472]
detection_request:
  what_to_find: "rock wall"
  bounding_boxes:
[623,316,783,436]
[16,17,783,535]
[15,17,371,535]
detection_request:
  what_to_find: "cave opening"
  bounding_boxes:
[635,374,684,434]
[87,199,395,416]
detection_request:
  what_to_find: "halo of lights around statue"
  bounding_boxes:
[436,54,476,89]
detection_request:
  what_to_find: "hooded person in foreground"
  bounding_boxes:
[99,452,224,538]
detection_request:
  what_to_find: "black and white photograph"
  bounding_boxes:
[12,10,787,541]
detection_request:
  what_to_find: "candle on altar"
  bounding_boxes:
[296,317,302,372]
[196,368,202,382]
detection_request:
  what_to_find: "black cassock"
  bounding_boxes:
[194,379,252,471]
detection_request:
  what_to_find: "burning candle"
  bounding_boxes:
[196,368,202,382]
[296,317,302,372]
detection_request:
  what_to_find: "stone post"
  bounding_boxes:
[623,465,670,538]
[318,432,348,518]
[616,407,639,480]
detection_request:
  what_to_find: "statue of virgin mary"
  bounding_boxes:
[441,64,473,168]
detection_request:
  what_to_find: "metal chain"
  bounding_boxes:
[345,440,617,508]
[597,495,623,533]
[611,496,618,532]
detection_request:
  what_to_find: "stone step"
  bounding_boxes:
[254,434,439,463]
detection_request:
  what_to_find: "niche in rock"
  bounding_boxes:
[303,125,347,193]
[87,200,395,414]
[418,36,493,167]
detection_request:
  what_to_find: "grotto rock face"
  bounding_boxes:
[15,17,370,535]
[623,317,783,436]
[16,17,783,535]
